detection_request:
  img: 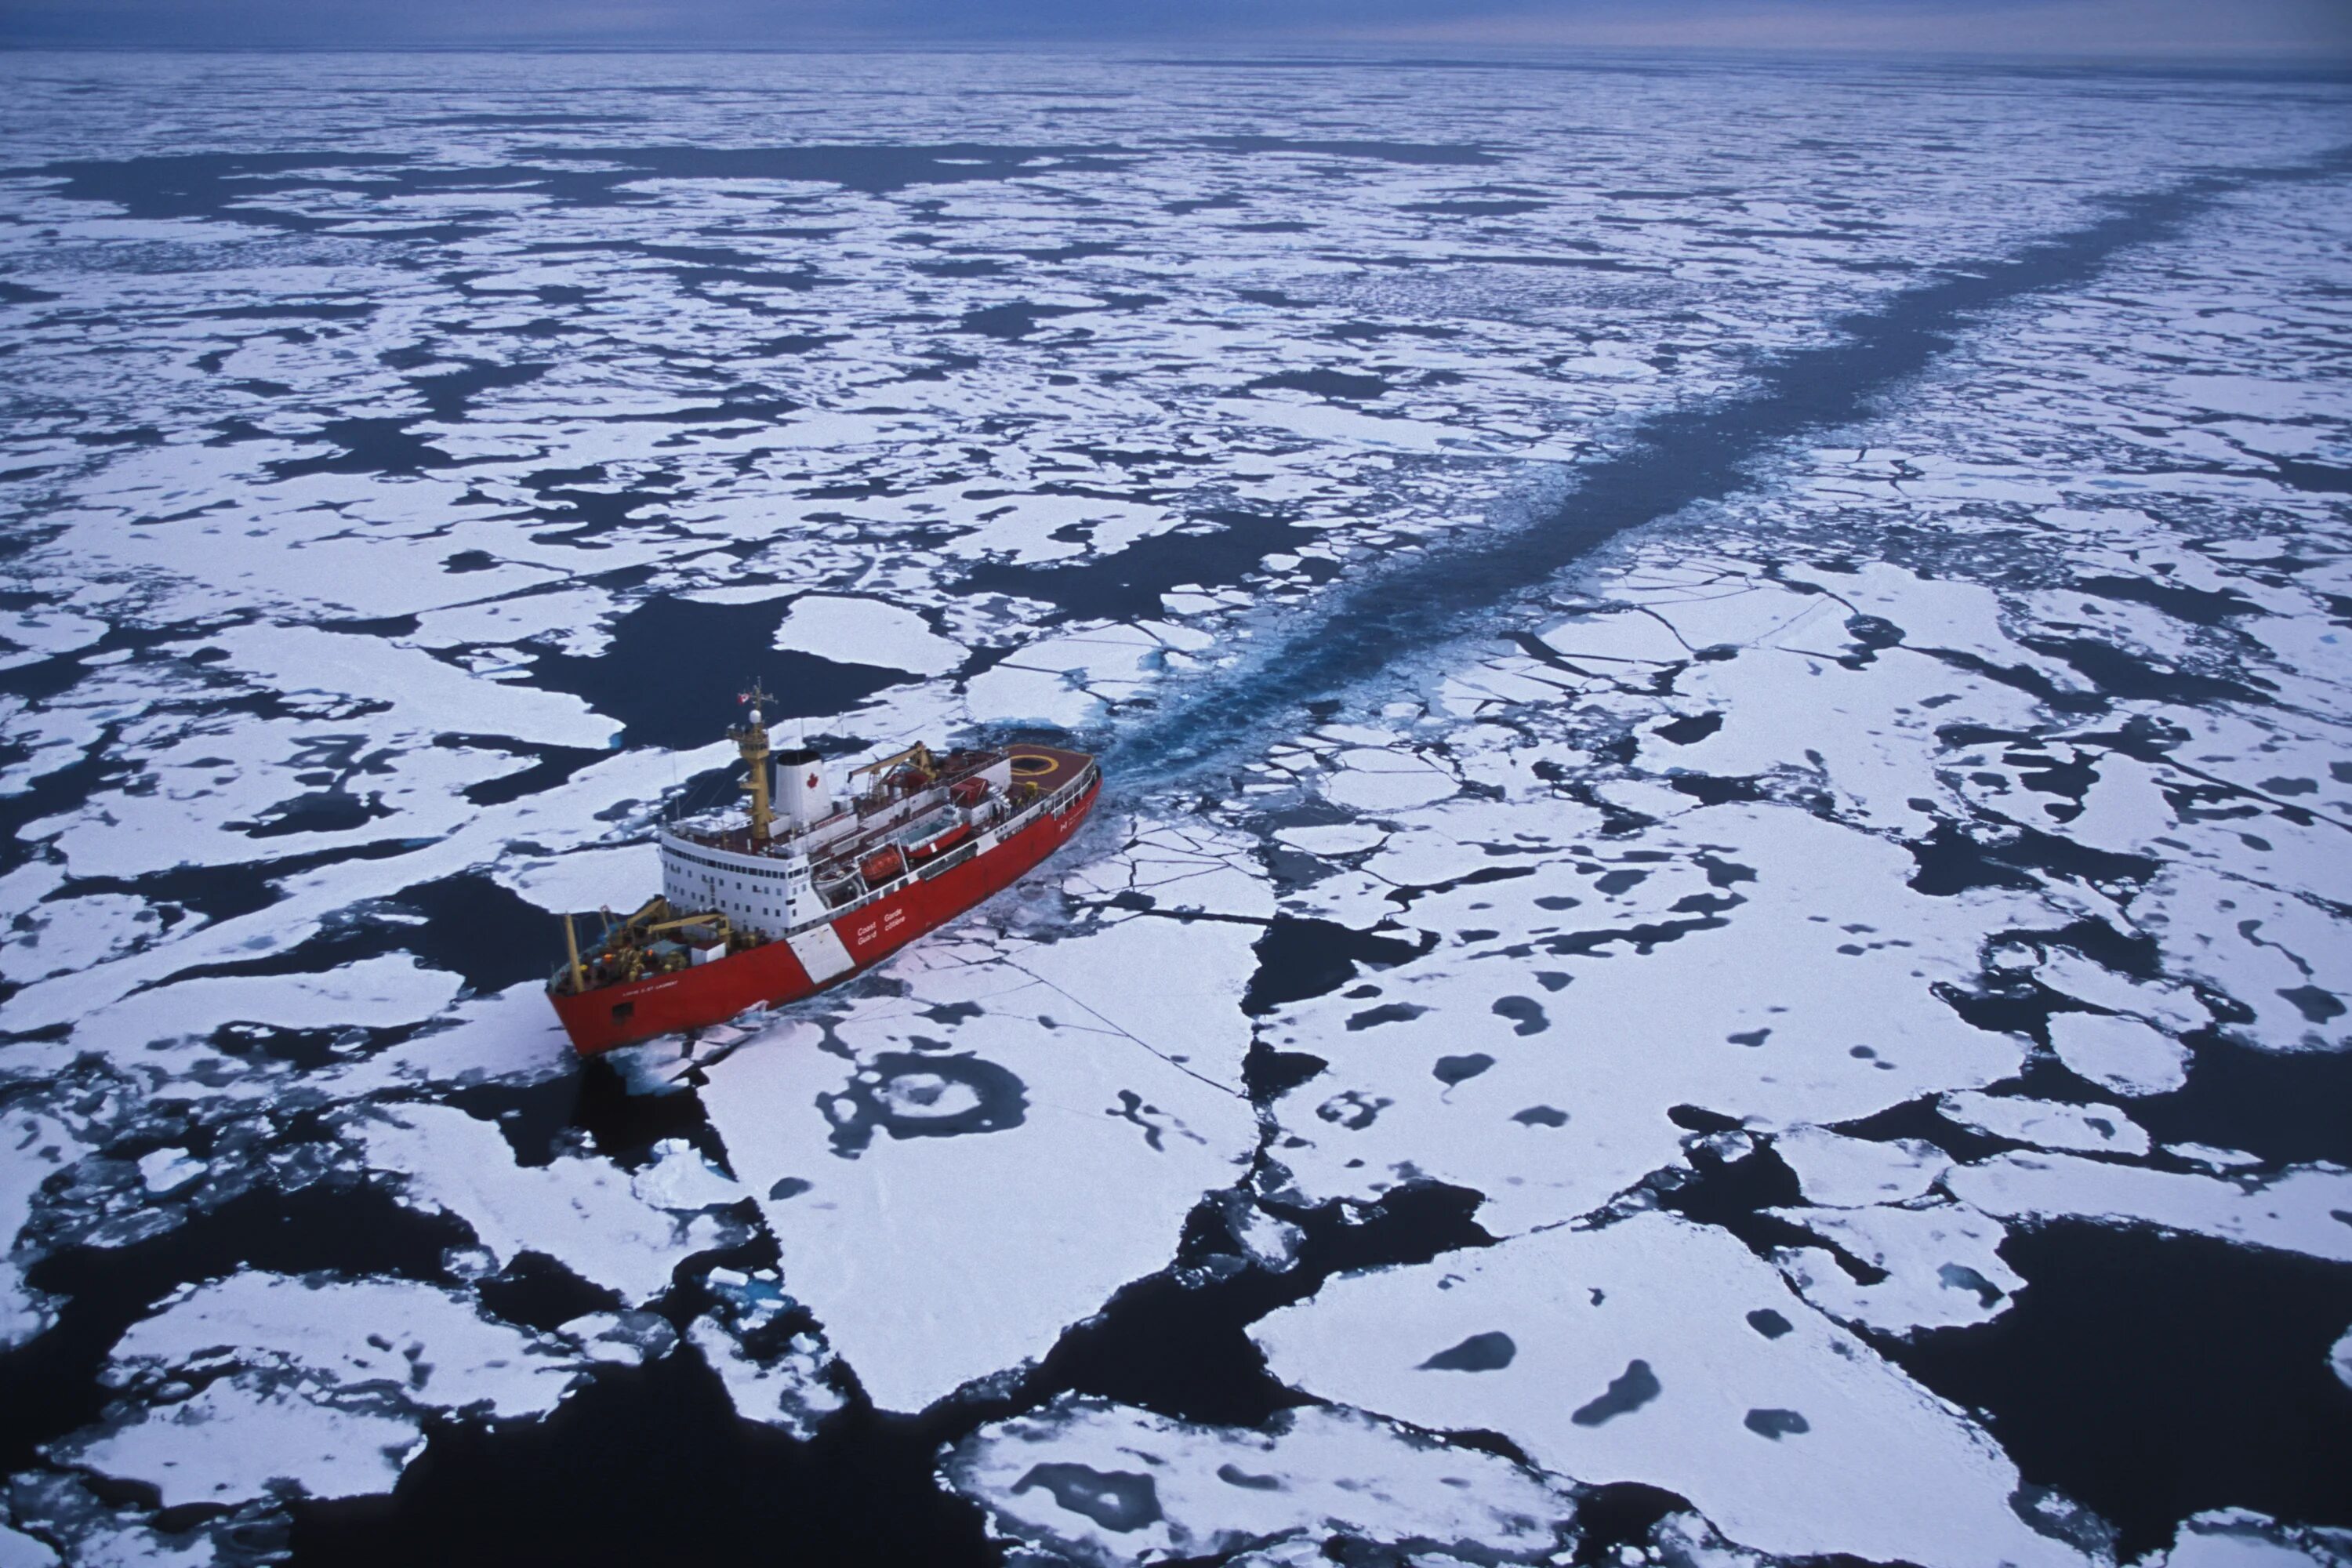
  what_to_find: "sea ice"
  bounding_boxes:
[2157,1508,2352,1568]
[1937,1092,2151,1157]
[354,1103,729,1301]
[1256,800,2038,1236]
[1252,1212,2085,1568]
[944,1394,1576,1566]
[55,1374,416,1508]
[1772,1127,1949,1208]
[2045,1011,2190,1098]
[1947,1154,2352,1263]
[1771,1200,2024,1335]
[699,913,1259,1412]
[53,1269,600,1508]
[685,1318,845,1439]
[1,1109,74,1347]
[102,1270,584,1421]
[771,593,964,678]
[0,1523,59,1568]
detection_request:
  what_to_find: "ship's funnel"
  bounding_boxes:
[775,746,832,828]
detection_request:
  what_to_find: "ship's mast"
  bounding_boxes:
[732,681,776,843]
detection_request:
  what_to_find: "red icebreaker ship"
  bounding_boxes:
[548,684,1100,1054]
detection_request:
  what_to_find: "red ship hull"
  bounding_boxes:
[553,769,1100,1054]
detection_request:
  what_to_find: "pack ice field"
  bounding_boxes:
[1,49,2350,1568]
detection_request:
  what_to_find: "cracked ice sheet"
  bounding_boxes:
[964,622,1210,728]
[55,956,464,1069]
[1253,1212,2081,1568]
[1946,1154,2352,1264]
[699,911,1259,1413]
[1258,799,2040,1235]
[354,1103,731,1302]
[943,1393,1575,1566]
[1061,815,1277,922]
[319,982,575,1097]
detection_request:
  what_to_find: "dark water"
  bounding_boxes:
[289,1181,1499,1568]
[528,596,912,750]
[1893,1223,2352,1559]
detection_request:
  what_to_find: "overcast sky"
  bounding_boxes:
[2,0,2347,56]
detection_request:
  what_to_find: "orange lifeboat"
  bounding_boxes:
[860,844,908,885]
[907,821,971,862]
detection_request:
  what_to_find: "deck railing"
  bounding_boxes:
[797,763,1100,929]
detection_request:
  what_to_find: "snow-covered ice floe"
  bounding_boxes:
[354,1103,740,1301]
[1252,1214,2086,1568]
[699,900,1261,1412]
[1946,1155,2352,1264]
[943,1393,1577,1566]
[50,1270,612,1506]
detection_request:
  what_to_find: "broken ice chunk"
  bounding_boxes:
[1771,1200,2023,1335]
[2158,1507,2352,1567]
[2165,1143,2263,1173]
[2045,1011,2189,1098]
[771,593,964,677]
[135,1149,205,1196]
[55,1372,417,1508]
[1938,1092,2151,1157]
[355,1103,720,1301]
[1772,1127,1948,1208]
[943,1394,1575,1566]
[1947,1155,2352,1262]
[685,1317,845,1439]
[630,1138,745,1211]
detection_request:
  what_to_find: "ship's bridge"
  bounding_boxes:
[658,829,818,938]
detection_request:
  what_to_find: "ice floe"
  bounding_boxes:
[946,1394,1577,1565]
[1938,1091,2151,1158]
[772,593,965,678]
[2045,1011,2190,1098]
[51,1269,593,1508]
[56,1375,418,1508]
[2157,1508,2352,1568]
[1947,1155,2352,1263]
[1773,1126,1949,1209]
[699,909,1260,1412]
[354,1103,733,1301]
[1771,1200,2024,1336]
[1254,1213,2085,1568]
[685,1316,844,1439]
